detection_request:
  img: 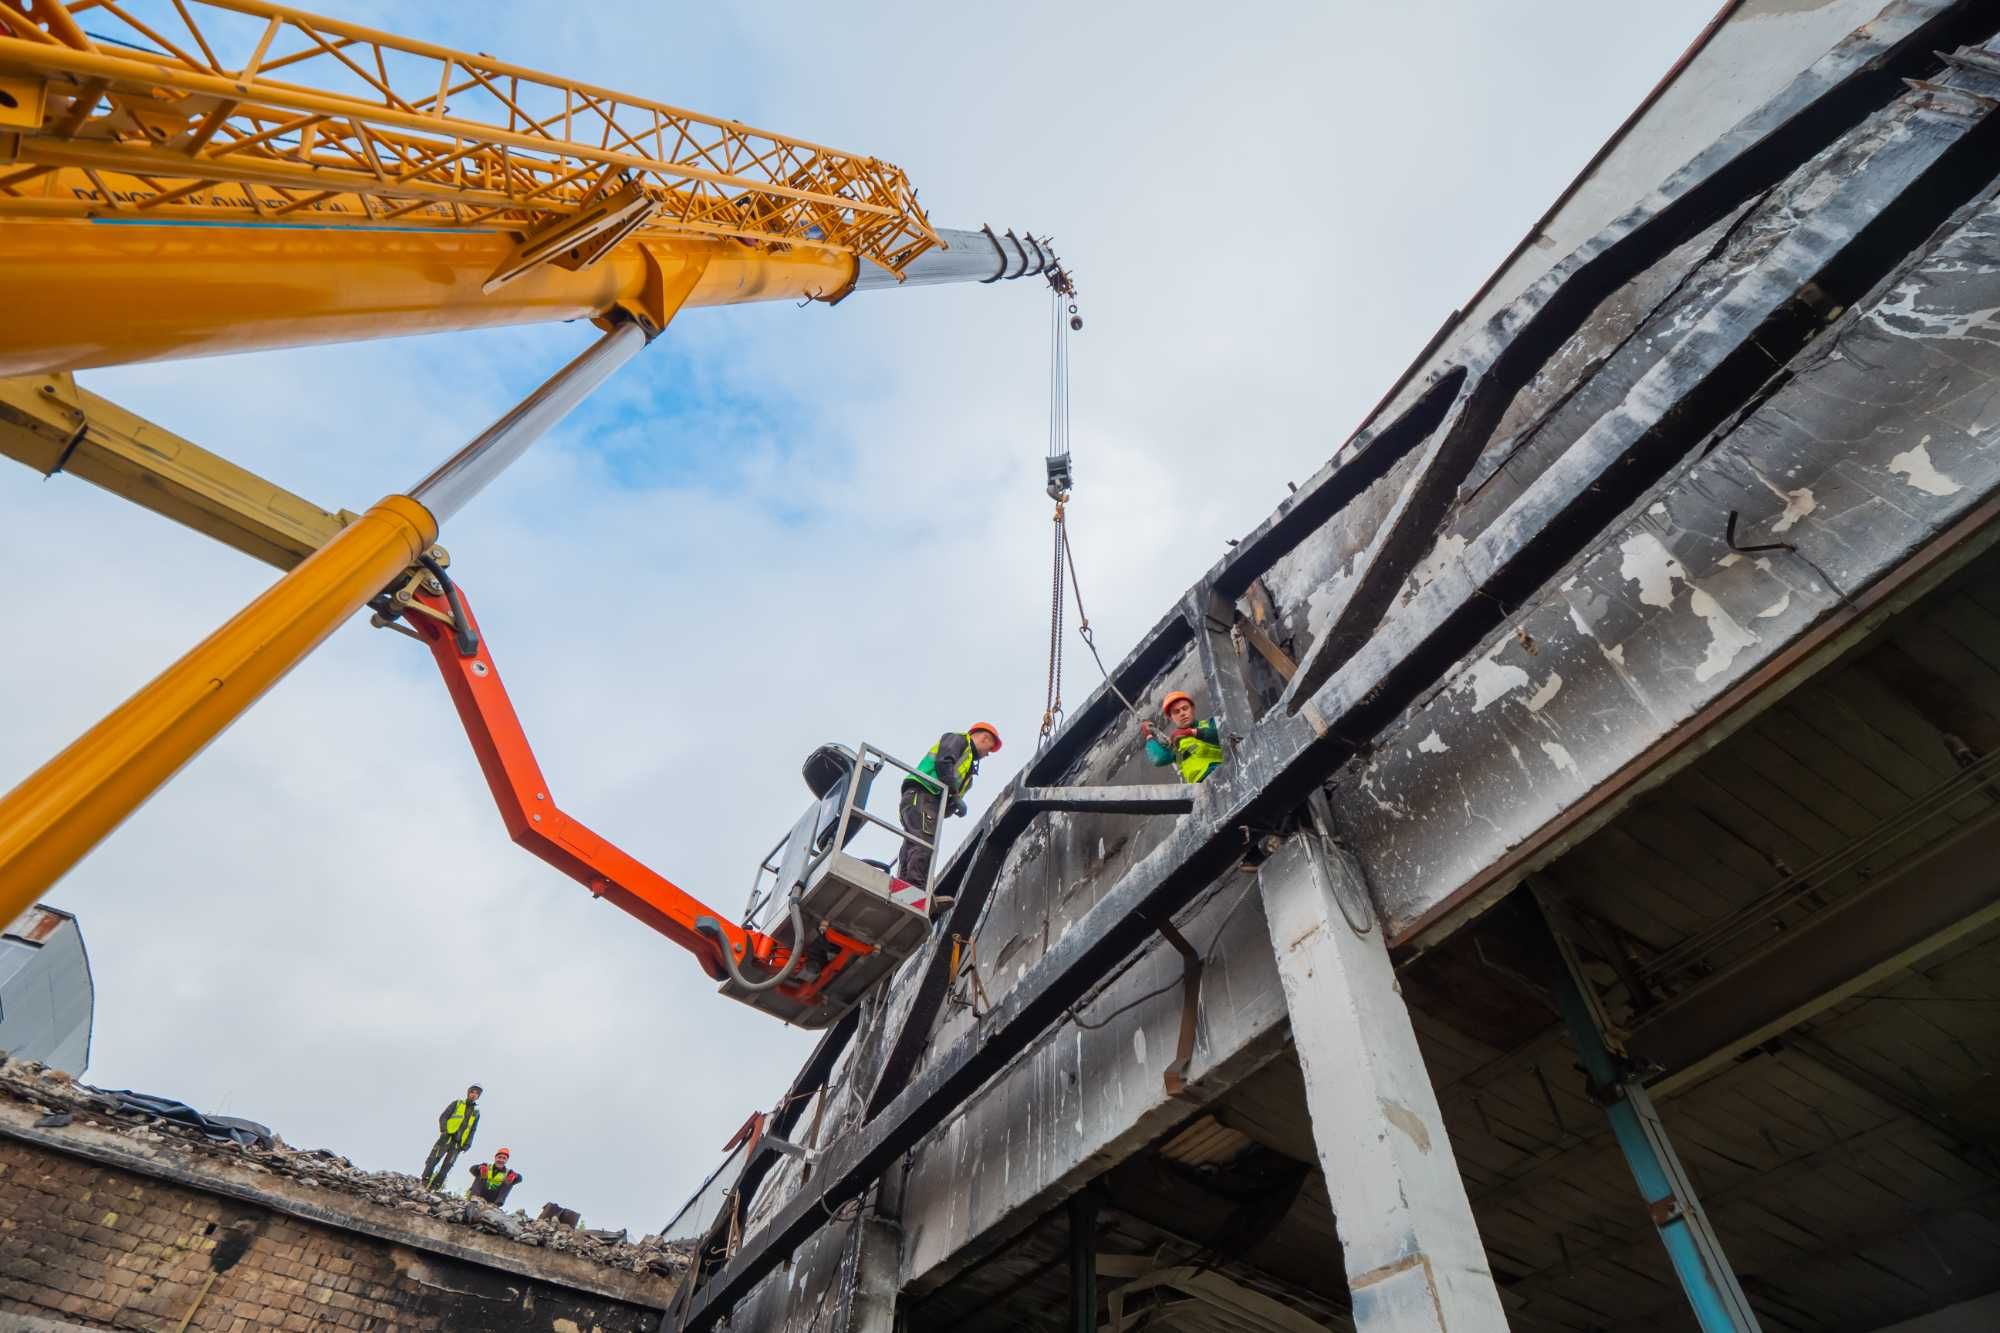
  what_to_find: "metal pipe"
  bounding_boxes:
[409,320,650,522]
[1546,916,1763,1331]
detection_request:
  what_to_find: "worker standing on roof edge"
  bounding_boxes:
[466,1147,522,1205]
[891,723,1002,914]
[420,1083,482,1190]
[1143,692,1225,784]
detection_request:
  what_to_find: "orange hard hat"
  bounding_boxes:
[493,1147,511,1159]
[1161,691,1194,713]
[968,723,1002,751]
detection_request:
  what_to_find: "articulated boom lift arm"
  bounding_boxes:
[391,569,873,1014]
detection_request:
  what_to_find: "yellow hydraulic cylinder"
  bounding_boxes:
[0,320,647,914]
[0,494,435,913]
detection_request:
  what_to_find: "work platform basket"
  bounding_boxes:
[724,742,940,1026]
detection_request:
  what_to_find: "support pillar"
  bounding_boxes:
[1069,1191,1099,1333]
[1258,833,1508,1331]
[832,1217,902,1333]
[1541,905,1762,1332]
[831,1156,904,1333]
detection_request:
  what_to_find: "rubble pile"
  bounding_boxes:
[0,1058,690,1278]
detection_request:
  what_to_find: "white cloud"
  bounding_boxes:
[0,0,1722,1231]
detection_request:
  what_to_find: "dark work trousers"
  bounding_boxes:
[896,785,943,887]
[421,1135,464,1190]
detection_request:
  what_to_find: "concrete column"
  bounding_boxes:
[1069,1191,1099,1333]
[833,1160,905,1333]
[1259,834,1508,1331]
[833,1216,902,1333]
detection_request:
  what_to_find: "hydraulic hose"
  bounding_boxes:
[696,901,808,993]
[416,553,479,658]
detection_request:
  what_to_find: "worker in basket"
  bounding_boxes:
[1142,691,1225,783]
[466,1147,522,1205]
[420,1083,482,1190]
[891,723,1002,914]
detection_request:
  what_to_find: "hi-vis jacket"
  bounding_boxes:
[437,1099,479,1150]
[906,732,978,800]
[1145,718,1225,784]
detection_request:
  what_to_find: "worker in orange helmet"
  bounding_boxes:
[890,723,1002,914]
[466,1147,522,1206]
[1142,691,1225,784]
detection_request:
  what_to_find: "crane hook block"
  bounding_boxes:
[1046,452,1074,500]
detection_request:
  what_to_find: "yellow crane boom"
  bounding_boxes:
[0,1,1070,935]
[0,0,1059,374]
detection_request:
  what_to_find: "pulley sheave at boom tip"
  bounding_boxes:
[0,0,1070,372]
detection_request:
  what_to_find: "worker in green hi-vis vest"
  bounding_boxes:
[1142,691,1225,784]
[466,1147,522,1206]
[420,1083,482,1190]
[889,723,1002,914]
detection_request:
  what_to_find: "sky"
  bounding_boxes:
[0,1,1728,1233]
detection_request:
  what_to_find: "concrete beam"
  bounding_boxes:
[1634,809,2000,1094]
[1018,785,1195,815]
[1259,834,1506,1331]
[896,879,1291,1293]
[1343,129,2000,947]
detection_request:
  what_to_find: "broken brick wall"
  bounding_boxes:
[0,1136,666,1331]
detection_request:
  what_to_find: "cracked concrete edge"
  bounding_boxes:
[0,1101,672,1310]
[0,1314,99,1332]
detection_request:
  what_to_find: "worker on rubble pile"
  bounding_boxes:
[466,1147,523,1205]
[890,723,1003,914]
[1142,691,1226,784]
[420,1083,482,1190]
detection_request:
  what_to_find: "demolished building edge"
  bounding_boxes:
[672,2,2000,1328]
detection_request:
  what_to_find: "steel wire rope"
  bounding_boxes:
[1039,288,1075,748]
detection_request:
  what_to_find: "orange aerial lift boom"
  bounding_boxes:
[0,0,1066,1025]
[389,563,917,1027]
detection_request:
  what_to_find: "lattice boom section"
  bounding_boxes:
[0,0,939,274]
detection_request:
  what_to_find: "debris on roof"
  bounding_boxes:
[0,1056,691,1279]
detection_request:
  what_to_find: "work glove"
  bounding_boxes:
[1171,727,1195,742]
[1140,721,1154,739]
[950,797,968,818]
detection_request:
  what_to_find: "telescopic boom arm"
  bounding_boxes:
[390,570,879,1016]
